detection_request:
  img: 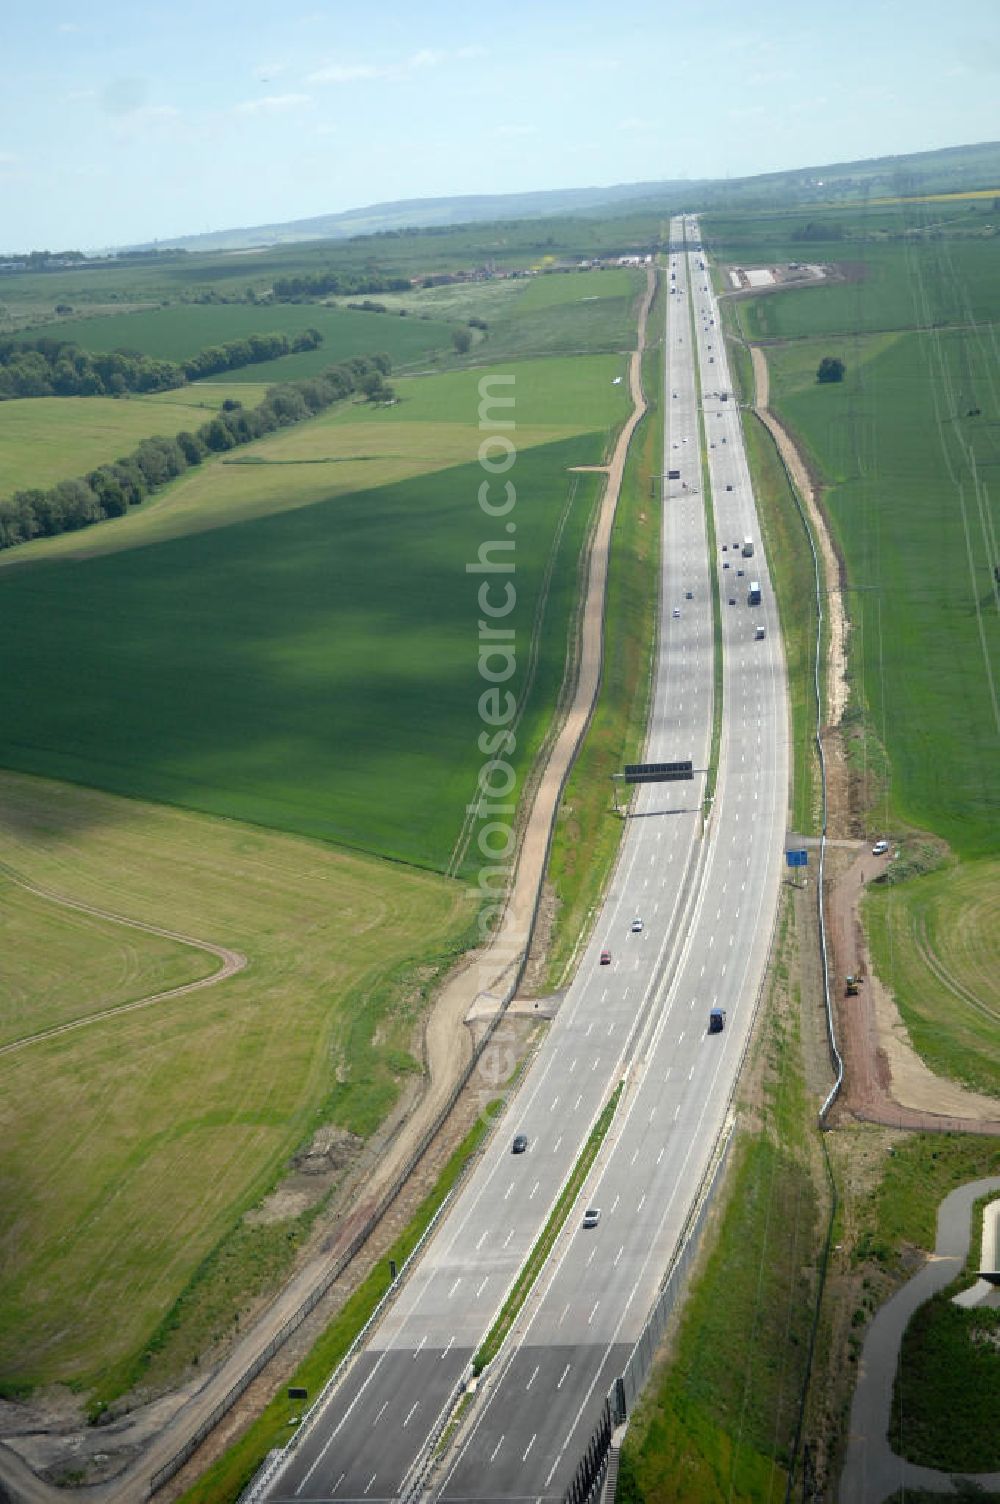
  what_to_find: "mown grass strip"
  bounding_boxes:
[176,1102,504,1504]
[544,326,663,987]
[472,1081,624,1376]
[688,291,723,820]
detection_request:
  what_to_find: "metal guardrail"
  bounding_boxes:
[561,1128,735,1504]
[747,413,842,1122]
[237,1191,462,1504]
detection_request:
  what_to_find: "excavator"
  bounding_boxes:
[845,962,866,997]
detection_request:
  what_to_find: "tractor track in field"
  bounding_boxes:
[0,857,246,1058]
[913,913,999,1024]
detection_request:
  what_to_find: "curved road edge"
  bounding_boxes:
[840,1175,1000,1503]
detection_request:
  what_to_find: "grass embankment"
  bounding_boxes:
[891,1266,1000,1471]
[0,772,470,1394]
[544,338,662,985]
[863,857,1000,1096]
[690,300,723,815]
[619,897,821,1504]
[716,297,819,834]
[812,1129,1000,1487]
[0,358,628,875]
[473,1081,624,1375]
[741,414,819,834]
[177,1104,504,1504]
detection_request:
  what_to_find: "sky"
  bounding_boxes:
[1,0,998,252]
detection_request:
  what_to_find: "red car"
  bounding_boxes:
[600,949,612,966]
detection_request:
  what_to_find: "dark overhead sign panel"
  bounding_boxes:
[624,759,693,784]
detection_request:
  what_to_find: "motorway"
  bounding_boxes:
[262,216,788,1503]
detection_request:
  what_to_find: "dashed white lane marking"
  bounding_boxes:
[490,1436,504,1463]
[523,1434,536,1463]
[374,1401,388,1426]
[558,1363,572,1388]
[403,1401,419,1427]
[526,1364,539,1390]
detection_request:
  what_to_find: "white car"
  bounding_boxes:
[872,840,890,856]
[672,607,681,618]
[631,917,643,933]
[582,1208,601,1229]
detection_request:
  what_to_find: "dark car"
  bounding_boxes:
[512,1134,529,1155]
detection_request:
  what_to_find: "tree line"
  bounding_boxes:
[272,270,411,301]
[0,328,323,400]
[0,353,392,552]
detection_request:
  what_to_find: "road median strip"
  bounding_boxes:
[472,1080,625,1377]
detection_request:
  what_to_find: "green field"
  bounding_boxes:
[0,387,264,495]
[0,356,628,872]
[864,858,1000,1096]
[366,266,645,362]
[764,327,999,859]
[704,205,1000,342]
[24,301,454,381]
[0,771,470,1390]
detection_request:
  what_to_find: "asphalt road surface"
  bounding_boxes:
[263,216,788,1504]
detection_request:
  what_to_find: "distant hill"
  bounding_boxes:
[131,139,1000,254]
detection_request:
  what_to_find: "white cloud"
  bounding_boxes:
[57,21,82,32]
[617,116,653,132]
[0,151,18,165]
[493,124,536,139]
[233,93,311,115]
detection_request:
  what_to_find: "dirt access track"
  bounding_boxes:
[750,345,999,1136]
[0,270,657,1504]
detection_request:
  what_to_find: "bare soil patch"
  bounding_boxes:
[827,847,1000,1133]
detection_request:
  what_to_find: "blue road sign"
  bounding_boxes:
[786,849,809,868]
